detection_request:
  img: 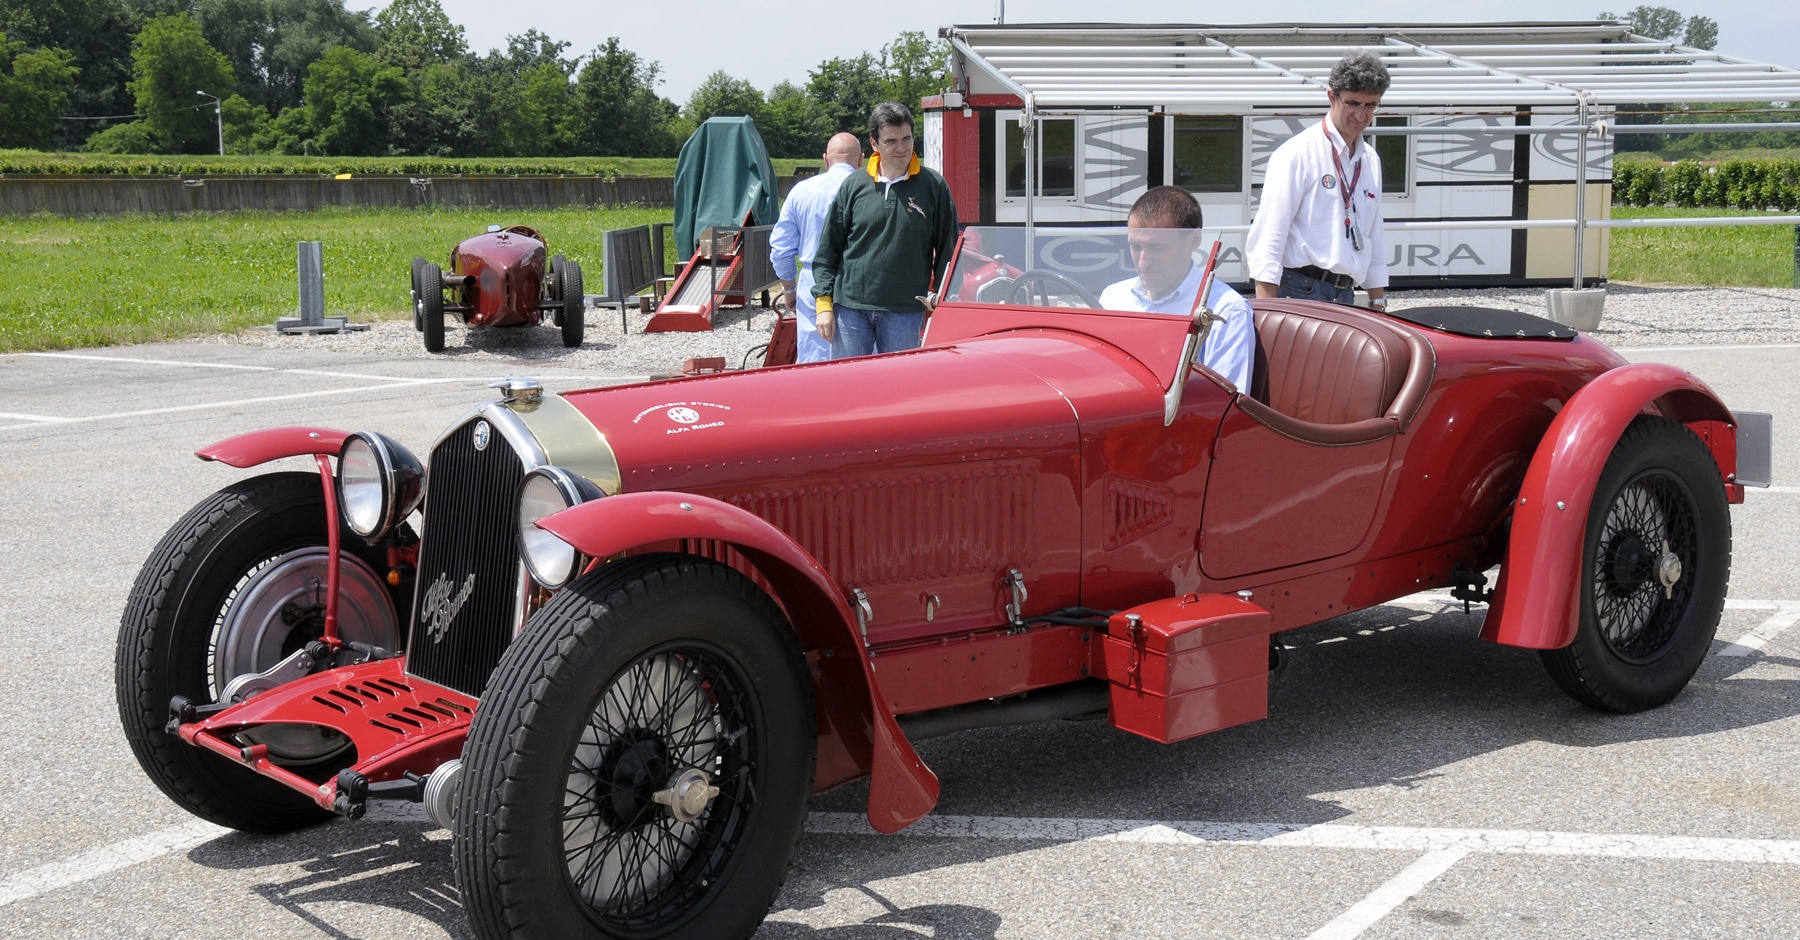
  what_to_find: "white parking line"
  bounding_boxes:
[0,380,460,431]
[0,412,69,424]
[1719,605,1800,657]
[0,818,225,907]
[26,352,275,371]
[1306,848,1470,940]
[806,812,1800,937]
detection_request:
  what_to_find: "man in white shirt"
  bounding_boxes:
[1245,50,1391,312]
[1100,186,1255,391]
[769,131,863,362]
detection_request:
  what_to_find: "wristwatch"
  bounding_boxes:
[1369,297,1388,310]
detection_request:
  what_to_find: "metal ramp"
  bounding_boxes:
[644,225,775,333]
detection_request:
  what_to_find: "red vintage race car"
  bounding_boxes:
[410,223,585,352]
[118,225,1765,940]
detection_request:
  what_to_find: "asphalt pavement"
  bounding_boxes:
[2,333,1797,939]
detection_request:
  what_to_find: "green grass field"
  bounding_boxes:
[0,205,675,352]
[1,204,1794,352]
[1608,207,1800,287]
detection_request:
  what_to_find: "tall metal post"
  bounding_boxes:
[1572,96,1589,288]
[275,241,365,333]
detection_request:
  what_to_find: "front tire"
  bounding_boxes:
[1541,415,1732,712]
[454,555,815,940]
[559,258,585,348]
[420,261,446,352]
[114,472,406,832]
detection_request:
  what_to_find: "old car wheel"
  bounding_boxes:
[454,555,815,940]
[420,261,446,352]
[1540,415,1731,713]
[410,256,427,332]
[1005,269,1101,308]
[115,471,406,832]
[559,259,585,347]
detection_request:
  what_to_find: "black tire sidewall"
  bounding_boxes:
[421,261,445,352]
[116,472,397,831]
[1548,416,1731,711]
[455,557,814,940]
[561,261,584,347]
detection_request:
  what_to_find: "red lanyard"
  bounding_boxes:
[1324,120,1362,244]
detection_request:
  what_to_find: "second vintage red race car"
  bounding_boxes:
[410,223,585,352]
[119,225,1765,939]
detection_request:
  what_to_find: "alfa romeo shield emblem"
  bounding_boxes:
[667,407,701,425]
[472,420,491,450]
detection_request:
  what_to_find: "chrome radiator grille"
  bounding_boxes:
[405,415,527,697]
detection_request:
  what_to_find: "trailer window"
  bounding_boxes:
[1004,117,1076,198]
[1171,116,1243,193]
[1376,115,1409,195]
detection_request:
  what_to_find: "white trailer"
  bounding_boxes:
[920,22,1800,288]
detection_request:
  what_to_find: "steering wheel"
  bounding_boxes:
[1003,270,1102,309]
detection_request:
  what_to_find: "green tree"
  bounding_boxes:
[807,52,884,135]
[220,91,269,152]
[574,36,675,157]
[192,0,377,113]
[84,119,160,152]
[1,0,139,149]
[0,32,79,149]
[375,0,465,74]
[759,80,832,159]
[1598,6,1717,48]
[127,13,236,153]
[509,59,579,155]
[684,70,764,125]
[302,43,406,155]
[879,30,949,111]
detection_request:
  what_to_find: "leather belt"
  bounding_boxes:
[1289,264,1355,289]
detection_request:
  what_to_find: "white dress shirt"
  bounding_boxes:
[1245,119,1388,290]
[1099,263,1257,391]
[769,162,856,362]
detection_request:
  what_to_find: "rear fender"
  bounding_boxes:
[196,426,348,467]
[1483,363,1736,650]
[537,491,940,833]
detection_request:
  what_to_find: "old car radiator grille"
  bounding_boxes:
[405,416,527,698]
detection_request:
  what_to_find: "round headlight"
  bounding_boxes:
[336,431,424,542]
[517,466,603,589]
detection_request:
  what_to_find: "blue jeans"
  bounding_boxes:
[1278,268,1355,305]
[831,306,924,358]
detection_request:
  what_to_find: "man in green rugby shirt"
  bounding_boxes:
[811,101,960,357]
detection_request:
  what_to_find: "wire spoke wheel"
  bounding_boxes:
[1541,415,1731,713]
[455,555,814,940]
[1590,471,1697,662]
[563,647,750,925]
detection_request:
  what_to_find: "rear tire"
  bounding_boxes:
[1540,415,1731,712]
[453,555,814,939]
[421,261,445,352]
[115,472,405,832]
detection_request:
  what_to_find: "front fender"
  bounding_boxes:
[538,491,940,833]
[1483,363,1735,650]
[197,426,347,467]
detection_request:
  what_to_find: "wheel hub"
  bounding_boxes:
[604,735,669,828]
[1655,540,1683,599]
[1606,532,1652,593]
[652,768,720,824]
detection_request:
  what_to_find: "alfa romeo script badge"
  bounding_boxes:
[472,420,491,451]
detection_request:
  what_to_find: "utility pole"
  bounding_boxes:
[196,90,223,155]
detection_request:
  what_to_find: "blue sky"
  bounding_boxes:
[350,1,1800,106]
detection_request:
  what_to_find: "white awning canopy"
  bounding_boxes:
[942,22,1800,112]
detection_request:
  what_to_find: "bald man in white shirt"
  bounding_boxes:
[1245,50,1391,312]
[769,131,863,361]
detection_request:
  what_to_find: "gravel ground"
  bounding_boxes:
[197,282,1800,377]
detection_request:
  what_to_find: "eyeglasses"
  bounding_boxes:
[876,135,914,149]
[1336,97,1380,115]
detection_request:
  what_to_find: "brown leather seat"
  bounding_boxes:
[1238,300,1435,445]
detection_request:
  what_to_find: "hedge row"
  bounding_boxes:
[1614,158,1800,211]
[0,151,678,178]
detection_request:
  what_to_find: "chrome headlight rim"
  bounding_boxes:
[336,431,425,543]
[517,465,603,589]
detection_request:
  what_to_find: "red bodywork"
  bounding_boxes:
[174,261,1745,833]
[446,227,549,328]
